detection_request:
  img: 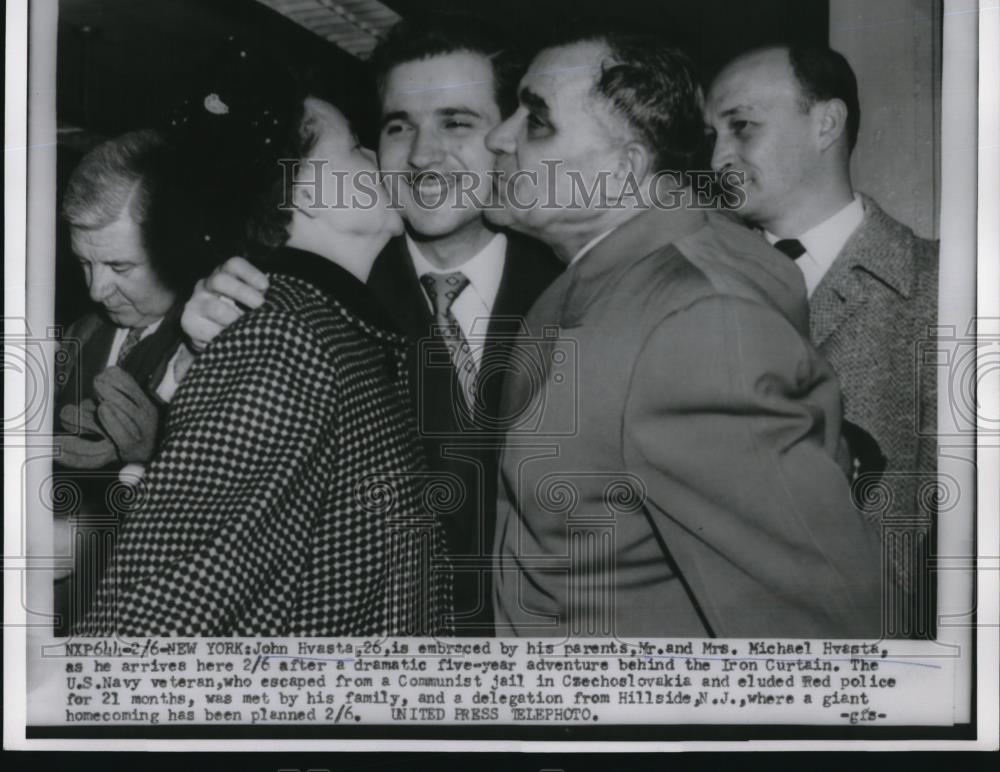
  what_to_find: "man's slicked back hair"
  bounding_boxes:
[61,129,218,295]
[786,45,861,152]
[370,14,523,118]
[540,22,707,176]
[61,129,167,230]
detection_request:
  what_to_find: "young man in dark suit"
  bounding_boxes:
[181,19,562,635]
[705,46,939,637]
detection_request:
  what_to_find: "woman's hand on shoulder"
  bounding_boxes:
[181,257,270,352]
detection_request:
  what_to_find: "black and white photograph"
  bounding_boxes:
[4,0,997,752]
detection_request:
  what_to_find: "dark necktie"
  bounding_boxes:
[419,271,477,408]
[116,327,144,365]
[773,238,807,260]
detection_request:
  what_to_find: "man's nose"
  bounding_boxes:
[408,128,445,169]
[709,134,734,173]
[485,115,518,156]
[88,265,115,304]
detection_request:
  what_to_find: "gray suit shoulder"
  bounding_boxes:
[669,211,811,335]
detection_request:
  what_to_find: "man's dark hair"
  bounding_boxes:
[540,24,707,176]
[786,45,861,152]
[370,15,523,117]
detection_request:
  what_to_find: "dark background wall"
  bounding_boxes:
[57,0,830,138]
[54,0,830,325]
[830,0,942,241]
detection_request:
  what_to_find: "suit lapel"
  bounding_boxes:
[809,254,875,348]
[368,232,564,425]
[120,305,184,393]
[479,234,564,420]
[368,236,433,339]
[810,195,916,348]
[62,309,185,409]
[368,236,475,431]
[72,318,116,404]
[479,266,520,421]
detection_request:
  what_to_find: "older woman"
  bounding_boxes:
[79,50,452,636]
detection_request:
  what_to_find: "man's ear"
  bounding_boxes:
[817,98,849,151]
[614,140,651,188]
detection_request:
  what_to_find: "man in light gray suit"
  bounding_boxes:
[486,29,882,638]
[705,45,939,638]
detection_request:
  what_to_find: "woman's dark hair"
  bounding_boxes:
[158,40,333,269]
[242,93,317,258]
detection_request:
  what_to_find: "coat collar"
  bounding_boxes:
[817,193,919,300]
[367,236,434,338]
[366,231,562,419]
[809,194,923,346]
[368,231,563,339]
[268,246,403,340]
[559,205,707,327]
[491,232,563,320]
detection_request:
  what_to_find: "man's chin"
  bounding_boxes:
[732,184,766,221]
[403,208,483,240]
[483,205,517,229]
[387,216,406,238]
[104,309,138,328]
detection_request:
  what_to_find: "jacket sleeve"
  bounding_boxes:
[54,314,102,405]
[80,307,339,636]
[623,294,883,638]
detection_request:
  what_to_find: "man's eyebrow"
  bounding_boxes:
[436,106,483,120]
[381,107,485,128]
[380,110,410,128]
[718,105,755,118]
[519,88,550,119]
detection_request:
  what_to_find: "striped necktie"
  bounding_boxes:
[116,326,145,365]
[419,271,477,408]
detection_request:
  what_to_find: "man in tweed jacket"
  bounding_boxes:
[706,45,939,637]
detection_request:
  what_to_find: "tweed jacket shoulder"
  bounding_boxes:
[811,195,939,520]
[79,249,452,637]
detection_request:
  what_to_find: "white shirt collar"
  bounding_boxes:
[765,194,865,296]
[406,231,507,313]
[570,228,617,266]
